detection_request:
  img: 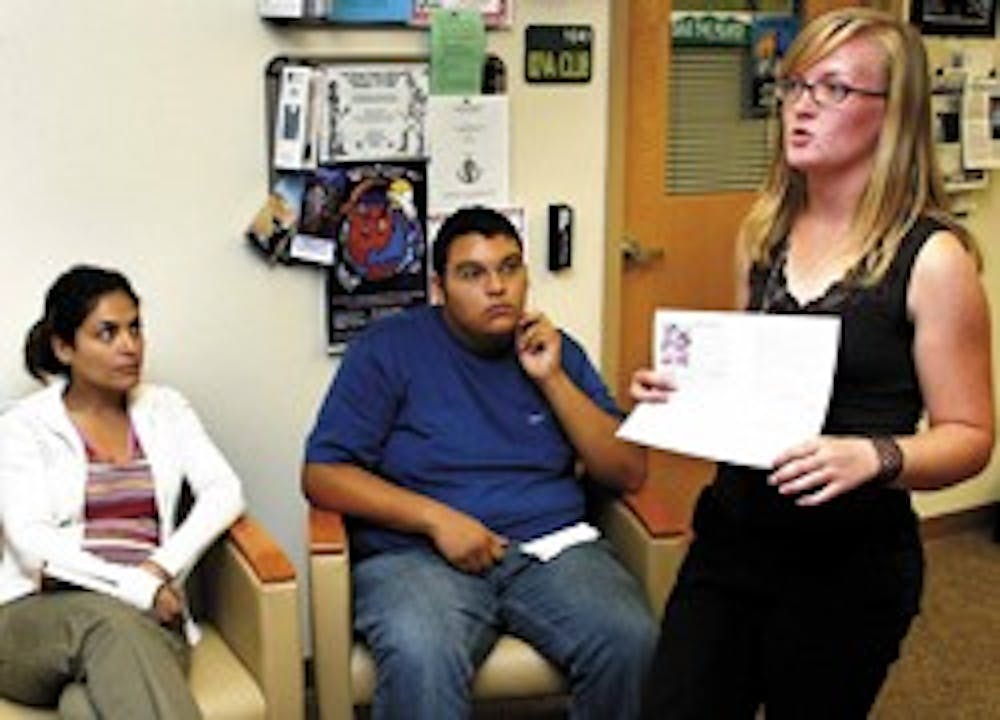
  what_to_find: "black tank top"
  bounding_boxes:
[710,217,944,542]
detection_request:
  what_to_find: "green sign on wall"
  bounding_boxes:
[672,12,751,46]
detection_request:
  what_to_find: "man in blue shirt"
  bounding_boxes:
[303,206,656,720]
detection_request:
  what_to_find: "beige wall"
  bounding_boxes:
[0,0,613,609]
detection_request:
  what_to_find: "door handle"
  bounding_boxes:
[622,236,664,266]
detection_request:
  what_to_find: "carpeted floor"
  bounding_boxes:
[873,525,1000,719]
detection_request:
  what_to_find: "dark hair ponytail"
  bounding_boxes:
[24,317,63,380]
[23,265,140,381]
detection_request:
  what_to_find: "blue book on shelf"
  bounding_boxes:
[328,0,411,23]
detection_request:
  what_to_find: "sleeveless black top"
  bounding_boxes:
[709,217,944,543]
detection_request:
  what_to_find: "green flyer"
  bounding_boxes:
[430,9,486,95]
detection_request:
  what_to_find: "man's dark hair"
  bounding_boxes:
[432,206,522,277]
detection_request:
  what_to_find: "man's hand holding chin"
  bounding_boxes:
[515,311,562,382]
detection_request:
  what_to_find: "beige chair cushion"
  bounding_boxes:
[0,625,264,720]
[0,700,49,720]
[350,634,567,704]
[189,626,267,720]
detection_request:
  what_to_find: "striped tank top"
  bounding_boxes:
[80,425,161,565]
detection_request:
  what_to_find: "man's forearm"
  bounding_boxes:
[535,371,646,491]
[302,462,448,537]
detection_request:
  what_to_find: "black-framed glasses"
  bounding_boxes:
[774,77,888,107]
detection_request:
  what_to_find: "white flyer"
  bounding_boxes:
[319,63,429,163]
[273,65,314,171]
[427,95,510,212]
[411,0,512,28]
[961,75,1000,170]
[427,205,525,248]
[617,310,841,469]
[258,0,304,18]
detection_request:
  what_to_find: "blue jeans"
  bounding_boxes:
[353,540,656,720]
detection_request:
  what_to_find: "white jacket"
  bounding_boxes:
[0,381,245,629]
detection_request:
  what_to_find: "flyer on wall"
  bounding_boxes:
[426,204,525,265]
[324,161,429,352]
[327,0,412,23]
[931,70,989,191]
[430,9,487,95]
[427,95,510,212]
[411,0,511,28]
[245,174,306,264]
[962,74,1000,171]
[318,63,429,164]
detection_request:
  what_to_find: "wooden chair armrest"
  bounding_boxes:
[228,515,297,583]
[309,506,348,554]
[621,481,691,538]
[594,483,693,620]
[204,515,303,720]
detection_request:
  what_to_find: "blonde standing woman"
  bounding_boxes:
[633,9,993,718]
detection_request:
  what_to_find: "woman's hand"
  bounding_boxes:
[768,436,882,506]
[140,559,183,625]
[151,583,184,625]
[630,368,676,403]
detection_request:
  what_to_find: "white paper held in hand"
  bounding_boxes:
[616,309,841,469]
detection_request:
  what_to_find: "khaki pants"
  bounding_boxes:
[0,590,201,720]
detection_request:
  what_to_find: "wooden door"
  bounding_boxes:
[609,0,869,529]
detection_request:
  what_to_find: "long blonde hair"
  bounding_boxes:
[741,8,979,282]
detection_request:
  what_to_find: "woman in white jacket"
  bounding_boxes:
[0,265,244,719]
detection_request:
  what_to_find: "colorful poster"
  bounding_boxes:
[325,162,429,351]
[319,63,429,163]
[746,15,798,117]
[245,174,306,264]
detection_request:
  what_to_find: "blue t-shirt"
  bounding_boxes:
[304,306,621,558]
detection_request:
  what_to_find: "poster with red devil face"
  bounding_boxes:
[324,161,428,352]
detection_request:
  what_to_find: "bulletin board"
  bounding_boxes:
[248,54,508,352]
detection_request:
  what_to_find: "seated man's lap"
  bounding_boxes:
[497,540,657,671]
[352,541,656,685]
[353,548,501,669]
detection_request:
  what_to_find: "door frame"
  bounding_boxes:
[600,0,631,391]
